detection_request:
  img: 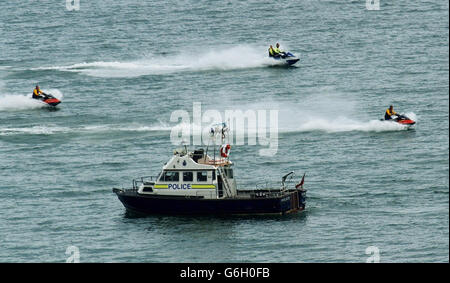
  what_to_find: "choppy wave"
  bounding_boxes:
[0,125,71,135]
[81,124,172,133]
[0,123,172,136]
[31,46,281,77]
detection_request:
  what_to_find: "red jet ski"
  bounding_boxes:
[383,114,416,127]
[394,114,415,126]
[32,93,61,107]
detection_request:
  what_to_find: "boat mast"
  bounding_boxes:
[206,123,229,165]
[213,131,216,165]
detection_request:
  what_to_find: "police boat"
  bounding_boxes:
[112,124,307,216]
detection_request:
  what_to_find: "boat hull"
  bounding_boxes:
[113,188,306,215]
[270,52,300,66]
[285,58,300,65]
[271,57,299,66]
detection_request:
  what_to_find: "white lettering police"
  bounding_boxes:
[168,184,192,190]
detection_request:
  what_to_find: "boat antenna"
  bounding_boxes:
[205,127,214,163]
[181,139,188,155]
[224,120,230,145]
[213,129,216,165]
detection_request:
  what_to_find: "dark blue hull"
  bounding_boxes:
[286,59,300,65]
[270,52,300,66]
[113,189,306,215]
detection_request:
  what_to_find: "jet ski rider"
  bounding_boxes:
[385,105,397,120]
[32,85,48,100]
[269,43,286,58]
[268,45,276,57]
[275,43,285,55]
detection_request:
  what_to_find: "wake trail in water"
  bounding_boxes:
[283,116,412,133]
[276,94,417,133]
[278,100,417,133]
[158,111,415,136]
[0,95,43,111]
[208,92,417,134]
[31,45,279,77]
[0,114,416,137]
[0,122,172,136]
[0,89,64,111]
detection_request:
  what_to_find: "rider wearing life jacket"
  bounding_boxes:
[32,85,47,100]
[273,43,282,55]
[385,105,397,120]
[275,43,287,57]
[268,45,275,57]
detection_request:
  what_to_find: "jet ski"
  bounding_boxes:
[32,93,61,107]
[270,52,299,66]
[383,114,416,127]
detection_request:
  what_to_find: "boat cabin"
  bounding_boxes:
[136,148,237,199]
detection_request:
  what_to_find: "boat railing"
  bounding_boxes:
[132,175,158,191]
[237,178,282,191]
[234,178,289,198]
[254,181,282,191]
[197,157,231,167]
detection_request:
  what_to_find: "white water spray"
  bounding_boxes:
[0,89,64,111]
[31,45,278,78]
